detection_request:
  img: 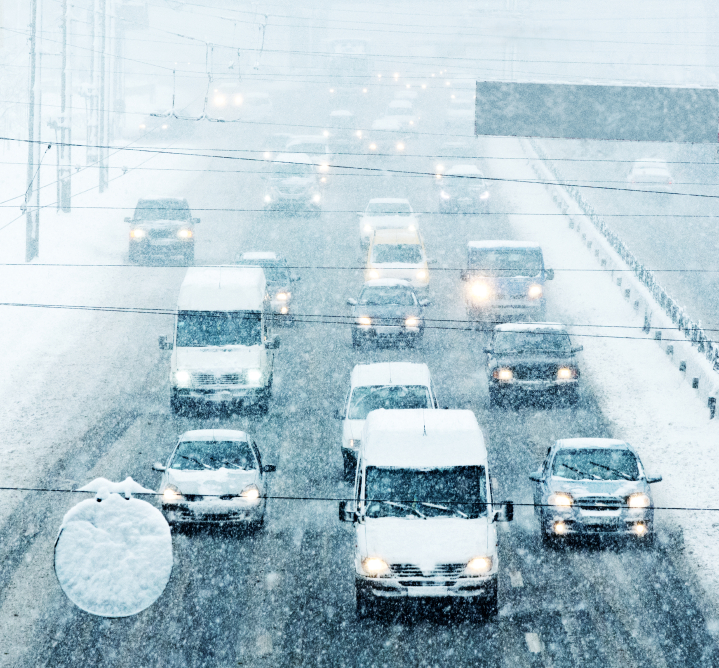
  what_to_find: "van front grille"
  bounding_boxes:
[192,372,243,386]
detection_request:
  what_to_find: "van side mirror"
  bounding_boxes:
[152,462,166,472]
[528,471,543,482]
[460,271,469,282]
[347,298,357,306]
[483,347,492,354]
[571,345,584,354]
[334,408,344,419]
[267,336,281,350]
[646,475,662,484]
[546,268,555,281]
[124,216,132,223]
[419,299,430,307]
[290,273,301,282]
[338,500,356,523]
[192,217,201,225]
[262,464,277,473]
[158,335,174,351]
[493,501,514,523]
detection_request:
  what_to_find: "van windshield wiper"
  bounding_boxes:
[559,463,601,480]
[420,502,467,518]
[589,461,633,481]
[177,454,212,470]
[378,501,426,519]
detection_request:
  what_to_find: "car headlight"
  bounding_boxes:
[130,229,146,239]
[405,317,419,327]
[358,316,372,326]
[312,193,321,203]
[396,142,405,151]
[177,229,193,239]
[348,438,360,450]
[233,94,243,106]
[364,224,373,233]
[466,556,492,574]
[408,225,416,231]
[362,557,389,576]
[240,484,261,501]
[557,367,577,380]
[264,195,272,203]
[175,370,191,387]
[548,492,573,507]
[480,191,490,200]
[369,142,377,151]
[471,282,490,300]
[276,292,289,301]
[162,485,183,503]
[247,368,262,382]
[263,151,272,160]
[319,163,329,173]
[493,368,513,381]
[628,493,651,509]
[416,270,427,280]
[528,284,543,299]
[440,190,451,200]
[213,94,226,107]
[368,269,379,279]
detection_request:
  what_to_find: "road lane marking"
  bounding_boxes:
[509,570,524,587]
[525,632,543,654]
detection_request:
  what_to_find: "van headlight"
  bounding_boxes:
[130,229,146,239]
[368,269,379,279]
[472,282,490,300]
[240,484,261,502]
[466,556,492,574]
[312,193,321,203]
[264,195,272,203]
[557,367,577,380]
[177,229,193,239]
[493,368,513,381]
[405,317,419,327]
[364,224,373,233]
[247,368,262,382]
[362,557,389,576]
[276,292,290,301]
[175,370,191,387]
[628,493,651,509]
[528,284,543,299]
[358,316,372,326]
[416,270,427,280]
[548,492,573,507]
[440,191,451,200]
[162,485,183,503]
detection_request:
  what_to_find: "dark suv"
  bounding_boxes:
[126,198,199,265]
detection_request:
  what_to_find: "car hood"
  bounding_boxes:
[469,275,543,292]
[360,518,491,565]
[166,467,259,495]
[272,176,315,187]
[352,304,421,319]
[176,345,262,370]
[489,351,575,367]
[547,477,648,498]
[364,216,416,228]
[133,219,191,229]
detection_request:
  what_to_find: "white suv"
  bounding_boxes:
[358,198,419,248]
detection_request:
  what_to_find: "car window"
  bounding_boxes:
[371,244,423,264]
[358,286,416,305]
[493,331,572,353]
[552,448,640,481]
[177,311,262,347]
[170,440,257,471]
[348,385,432,419]
[134,199,190,221]
[467,248,543,277]
[365,202,412,216]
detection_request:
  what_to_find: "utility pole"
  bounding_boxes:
[59,0,71,210]
[98,0,108,192]
[25,0,39,261]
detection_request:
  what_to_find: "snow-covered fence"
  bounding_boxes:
[525,138,719,417]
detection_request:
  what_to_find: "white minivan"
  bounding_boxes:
[337,363,438,480]
[339,409,513,617]
[160,267,280,414]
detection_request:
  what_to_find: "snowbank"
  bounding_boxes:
[54,493,172,617]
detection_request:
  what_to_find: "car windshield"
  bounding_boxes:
[468,249,543,277]
[364,466,487,518]
[552,448,640,481]
[134,199,190,221]
[359,286,416,305]
[493,331,571,353]
[372,244,423,264]
[272,163,313,176]
[241,261,289,283]
[348,385,431,419]
[366,202,412,216]
[176,311,262,347]
[170,440,257,471]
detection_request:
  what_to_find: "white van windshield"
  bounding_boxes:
[372,244,423,264]
[348,385,431,419]
[177,311,262,347]
[364,466,487,518]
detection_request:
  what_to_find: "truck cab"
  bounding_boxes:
[161,267,280,414]
[339,409,513,617]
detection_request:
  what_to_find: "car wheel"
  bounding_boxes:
[247,517,264,534]
[183,247,195,266]
[351,331,363,348]
[342,452,356,482]
[128,247,141,264]
[170,392,184,415]
[488,387,502,408]
[355,584,375,619]
[482,588,499,617]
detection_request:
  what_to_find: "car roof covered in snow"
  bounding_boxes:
[351,362,431,389]
[494,322,567,333]
[286,135,328,147]
[178,267,266,311]
[272,153,315,165]
[179,429,249,442]
[555,438,632,451]
[330,109,353,117]
[362,278,414,289]
[372,228,421,245]
[389,99,413,108]
[467,240,541,250]
[368,197,411,205]
[372,117,403,130]
[241,251,278,261]
[362,409,487,468]
[446,165,482,176]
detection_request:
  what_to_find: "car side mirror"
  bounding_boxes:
[427,259,438,265]
[571,345,584,353]
[290,274,301,282]
[124,216,132,223]
[419,299,430,307]
[493,501,514,523]
[460,271,469,282]
[646,475,663,484]
[267,336,281,350]
[334,408,344,419]
[338,500,356,523]
[152,462,166,472]
[262,464,277,473]
[546,268,555,281]
[347,298,357,306]
[528,471,543,482]
[483,347,492,354]
[158,335,174,351]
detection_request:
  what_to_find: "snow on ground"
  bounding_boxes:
[484,135,719,617]
[54,492,172,617]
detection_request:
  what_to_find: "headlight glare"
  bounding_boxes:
[548,492,573,507]
[177,229,193,239]
[364,224,373,233]
[163,486,183,502]
[247,368,262,382]
[175,370,191,387]
[471,282,490,300]
[466,556,492,574]
[528,284,543,299]
[557,367,576,380]
[362,557,389,576]
[493,368,513,381]
[440,190,450,200]
[628,493,651,509]
[276,292,289,301]
[358,316,372,326]
[240,485,261,501]
[348,438,360,449]
[405,317,419,327]
[130,229,146,239]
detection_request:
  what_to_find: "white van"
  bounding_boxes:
[160,267,280,414]
[337,363,438,480]
[339,409,513,617]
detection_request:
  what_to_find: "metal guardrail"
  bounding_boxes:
[528,138,719,375]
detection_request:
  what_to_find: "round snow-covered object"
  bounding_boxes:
[54,493,173,617]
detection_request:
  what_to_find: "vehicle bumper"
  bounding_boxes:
[356,573,498,600]
[174,386,266,404]
[544,509,653,536]
[491,379,578,395]
[467,299,544,320]
[163,499,265,525]
[266,196,319,211]
[353,325,422,340]
[130,239,193,257]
